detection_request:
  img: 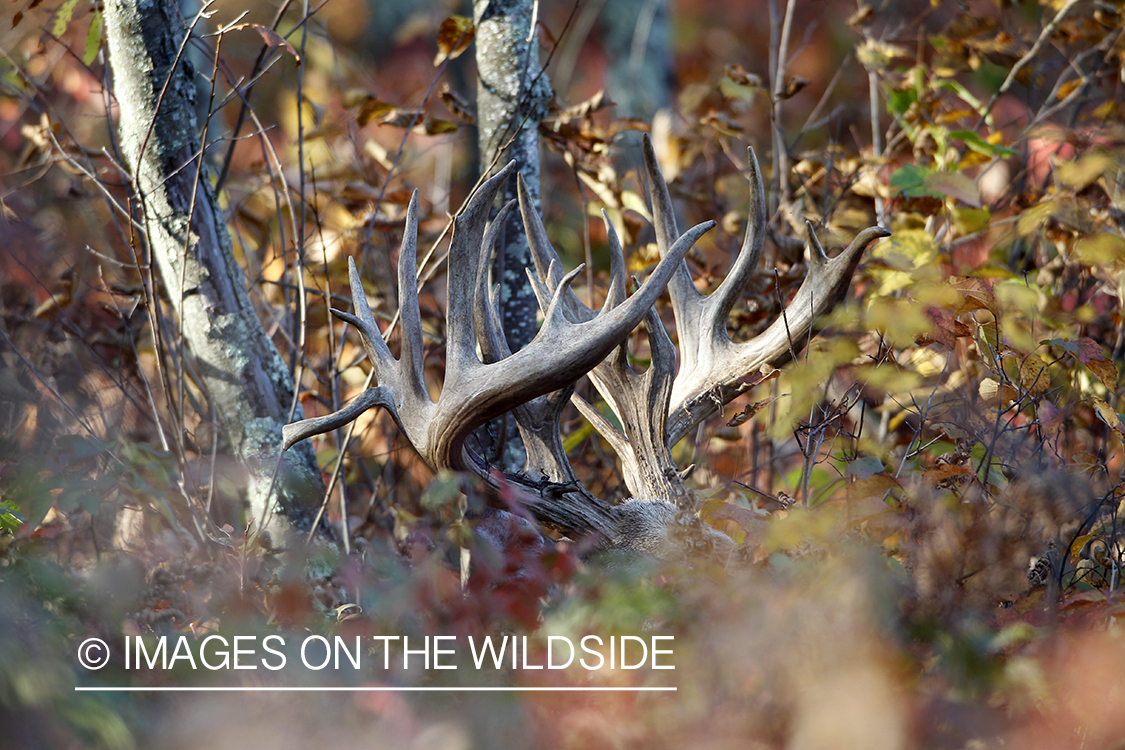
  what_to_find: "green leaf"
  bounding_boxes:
[0,499,25,535]
[948,129,1014,158]
[886,87,917,118]
[889,164,939,199]
[83,10,103,66]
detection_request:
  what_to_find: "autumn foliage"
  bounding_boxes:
[2,1,1125,748]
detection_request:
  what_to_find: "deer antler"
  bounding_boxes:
[526,134,889,504]
[284,142,886,559]
[282,163,715,481]
[638,135,890,444]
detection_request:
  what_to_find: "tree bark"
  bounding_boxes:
[473,0,552,470]
[473,0,551,354]
[602,0,672,121]
[103,0,324,542]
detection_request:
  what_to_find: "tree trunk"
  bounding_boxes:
[103,0,324,543]
[602,0,672,121]
[473,0,552,469]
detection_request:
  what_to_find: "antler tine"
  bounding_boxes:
[704,146,767,331]
[282,387,390,451]
[447,161,517,373]
[332,257,395,373]
[574,299,684,502]
[518,173,561,285]
[641,133,705,323]
[637,132,890,445]
[518,174,591,325]
[397,192,427,397]
[474,199,518,365]
[600,210,628,313]
[541,264,587,332]
[665,222,891,444]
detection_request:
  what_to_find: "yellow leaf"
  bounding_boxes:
[1056,78,1083,101]
[868,228,939,294]
[620,190,652,222]
[1074,234,1125,266]
[952,206,990,235]
[854,364,922,393]
[866,297,933,349]
[935,108,975,125]
[1056,151,1117,190]
[1016,201,1057,237]
[946,275,997,315]
[979,377,1018,404]
[1087,359,1120,391]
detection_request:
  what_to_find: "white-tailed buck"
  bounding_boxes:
[283,135,889,559]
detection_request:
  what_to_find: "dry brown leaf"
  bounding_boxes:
[1018,354,1050,397]
[947,275,997,315]
[1092,398,1125,439]
[434,16,474,66]
[228,23,301,66]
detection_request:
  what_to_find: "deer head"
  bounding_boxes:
[283,135,889,558]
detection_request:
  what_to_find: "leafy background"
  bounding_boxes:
[2,0,1125,748]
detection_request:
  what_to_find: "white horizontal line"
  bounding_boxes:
[75,686,676,692]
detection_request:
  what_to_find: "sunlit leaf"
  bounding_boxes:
[1017,353,1050,397]
[434,16,474,66]
[953,206,991,234]
[1050,337,1119,390]
[924,171,980,207]
[83,10,103,66]
[866,296,933,349]
[1016,201,1057,236]
[620,190,652,222]
[855,364,923,393]
[51,0,80,38]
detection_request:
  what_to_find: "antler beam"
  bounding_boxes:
[283,163,715,479]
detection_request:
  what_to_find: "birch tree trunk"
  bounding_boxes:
[103,0,324,542]
[473,0,552,470]
[473,0,551,354]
